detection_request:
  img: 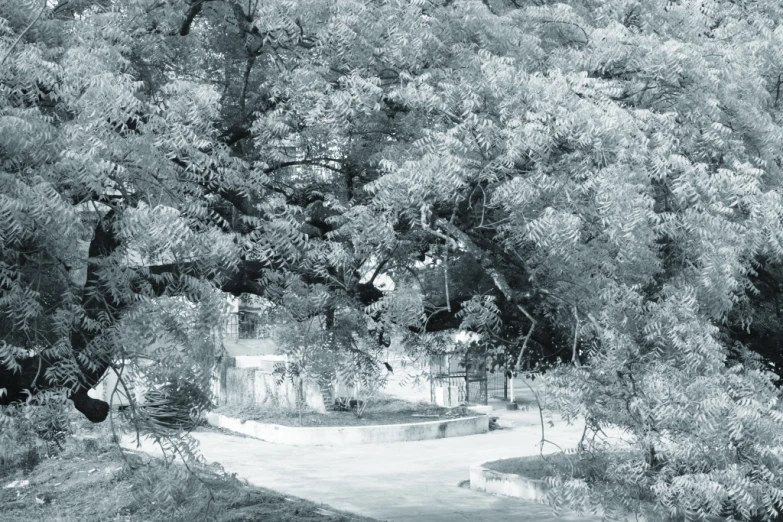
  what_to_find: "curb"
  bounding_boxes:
[469,463,549,502]
[206,412,490,445]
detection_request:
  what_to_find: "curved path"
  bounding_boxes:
[127,400,620,521]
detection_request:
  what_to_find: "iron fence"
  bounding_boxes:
[224,310,276,340]
[486,370,508,400]
[430,370,488,405]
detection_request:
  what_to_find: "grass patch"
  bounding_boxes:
[483,451,639,482]
[215,396,473,427]
[1,411,375,522]
[483,452,579,480]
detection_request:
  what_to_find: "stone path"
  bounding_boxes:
[126,395,615,521]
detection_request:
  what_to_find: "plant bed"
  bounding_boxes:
[483,452,577,479]
[208,396,490,445]
[483,450,647,481]
[215,397,473,427]
[473,452,629,502]
[474,451,684,520]
[473,451,763,522]
[470,453,576,503]
[207,411,489,445]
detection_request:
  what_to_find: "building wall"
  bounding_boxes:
[376,353,431,403]
[87,366,147,407]
[223,338,278,356]
[217,362,326,413]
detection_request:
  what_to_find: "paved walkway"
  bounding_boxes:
[125,396,616,521]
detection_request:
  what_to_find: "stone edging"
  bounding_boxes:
[206,412,489,445]
[469,463,549,502]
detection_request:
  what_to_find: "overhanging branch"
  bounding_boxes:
[513,305,536,373]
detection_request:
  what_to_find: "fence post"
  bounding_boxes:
[465,363,470,404]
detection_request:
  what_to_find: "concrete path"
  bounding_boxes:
[125,397,617,521]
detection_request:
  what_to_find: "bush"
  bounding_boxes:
[0,390,74,479]
[544,345,783,522]
[141,376,214,431]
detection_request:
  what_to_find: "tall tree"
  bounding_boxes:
[5,0,783,519]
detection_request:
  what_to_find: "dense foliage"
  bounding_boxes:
[4,0,783,519]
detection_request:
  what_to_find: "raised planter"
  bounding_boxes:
[470,460,726,521]
[469,463,549,502]
[207,412,489,445]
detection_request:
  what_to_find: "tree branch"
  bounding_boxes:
[572,305,581,366]
[512,305,536,373]
[0,0,48,68]
[1,212,122,422]
[263,158,345,175]
[179,0,208,36]
[239,53,256,115]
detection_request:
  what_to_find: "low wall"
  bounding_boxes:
[469,464,549,502]
[207,412,489,445]
[224,338,277,356]
[232,354,286,370]
[215,353,325,413]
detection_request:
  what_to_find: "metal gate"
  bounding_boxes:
[486,370,508,400]
[430,354,488,405]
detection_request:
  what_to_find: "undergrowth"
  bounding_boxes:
[1,403,374,522]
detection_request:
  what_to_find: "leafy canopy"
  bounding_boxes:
[4,0,783,520]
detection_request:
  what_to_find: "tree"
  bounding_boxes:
[5,0,783,519]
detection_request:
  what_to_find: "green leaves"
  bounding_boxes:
[4,0,783,518]
[457,295,501,337]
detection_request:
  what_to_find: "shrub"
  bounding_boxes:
[0,390,71,477]
[141,376,214,432]
[545,342,783,522]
